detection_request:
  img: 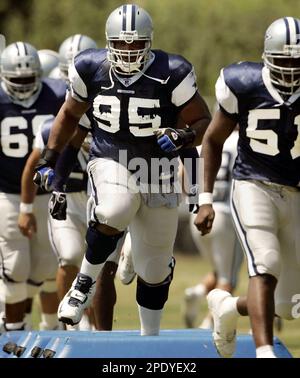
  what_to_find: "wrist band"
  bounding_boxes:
[198,192,213,206]
[20,202,33,214]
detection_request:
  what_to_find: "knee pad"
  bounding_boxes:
[27,279,43,298]
[275,302,294,320]
[85,225,124,264]
[41,280,57,294]
[136,258,175,310]
[0,279,27,304]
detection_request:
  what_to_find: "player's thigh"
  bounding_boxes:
[88,158,140,231]
[67,191,88,225]
[231,180,281,278]
[211,209,240,285]
[30,195,58,282]
[275,264,300,320]
[189,213,214,263]
[275,190,300,319]
[0,193,30,281]
[130,204,178,284]
[48,212,86,267]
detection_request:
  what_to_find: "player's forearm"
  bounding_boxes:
[189,116,211,147]
[201,135,223,193]
[21,151,39,204]
[47,104,80,152]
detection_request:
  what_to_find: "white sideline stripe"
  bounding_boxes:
[230,182,257,277]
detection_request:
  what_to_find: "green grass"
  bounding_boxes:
[32,253,300,357]
[112,253,300,358]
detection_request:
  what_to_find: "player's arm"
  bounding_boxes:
[155,61,211,152]
[194,109,236,235]
[49,126,89,221]
[47,96,90,153]
[53,126,88,191]
[33,96,90,189]
[178,92,211,147]
[18,148,41,238]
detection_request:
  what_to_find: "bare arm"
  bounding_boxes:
[201,109,236,192]
[179,92,211,146]
[194,109,237,235]
[18,148,41,238]
[47,96,91,153]
[21,148,40,204]
[52,126,89,192]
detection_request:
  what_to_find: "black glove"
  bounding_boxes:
[154,128,196,152]
[49,191,67,220]
[33,148,60,191]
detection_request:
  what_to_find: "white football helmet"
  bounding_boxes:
[263,17,300,95]
[0,42,42,100]
[38,49,59,77]
[58,34,97,81]
[106,4,153,75]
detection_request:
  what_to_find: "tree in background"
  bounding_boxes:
[1,0,300,96]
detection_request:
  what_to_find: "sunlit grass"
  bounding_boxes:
[32,252,300,357]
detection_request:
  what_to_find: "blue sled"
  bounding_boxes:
[0,329,292,358]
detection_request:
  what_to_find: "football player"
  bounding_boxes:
[33,4,211,335]
[184,127,244,329]
[0,42,66,331]
[195,17,300,358]
[19,35,100,330]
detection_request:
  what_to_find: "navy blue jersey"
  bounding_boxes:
[69,48,198,168]
[217,62,300,187]
[0,78,66,193]
[36,118,89,193]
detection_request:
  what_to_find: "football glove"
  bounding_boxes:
[33,167,55,192]
[154,127,196,152]
[49,191,67,220]
[33,148,60,191]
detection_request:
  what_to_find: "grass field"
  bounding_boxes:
[33,252,300,358]
[113,253,300,358]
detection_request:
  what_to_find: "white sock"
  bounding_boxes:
[194,284,206,297]
[5,321,25,331]
[256,345,277,358]
[138,305,162,336]
[40,313,59,330]
[80,256,105,282]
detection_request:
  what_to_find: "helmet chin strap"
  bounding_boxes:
[103,51,170,91]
